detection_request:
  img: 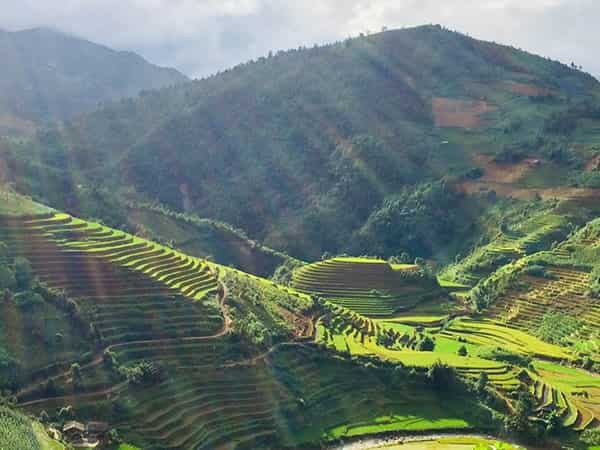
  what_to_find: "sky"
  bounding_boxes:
[0,0,598,79]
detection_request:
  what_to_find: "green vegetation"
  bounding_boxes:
[0,189,51,216]
[292,257,440,316]
[0,405,63,449]
[4,25,600,264]
[2,22,600,450]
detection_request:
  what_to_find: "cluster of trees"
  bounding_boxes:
[224,272,314,348]
[353,181,465,259]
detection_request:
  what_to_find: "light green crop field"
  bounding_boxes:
[443,318,570,360]
[33,423,65,450]
[326,413,471,439]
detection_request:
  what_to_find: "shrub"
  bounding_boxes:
[13,257,33,290]
[0,265,16,290]
[535,312,582,345]
[13,291,44,312]
[581,428,600,446]
[427,360,457,391]
[457,345,468,357]
[477,347,531,368]
[416,335,435,352]
[522,264,555,279]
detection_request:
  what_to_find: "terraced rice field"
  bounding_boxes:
[316,317,521,393]
[443,213,569,285]
[292,258,438,317]
[268,345,488,446]
[529,361,600,430]
[123,358,283,450]
[0,214,222,347]
[441,318,570,360]
[487,267,600,337]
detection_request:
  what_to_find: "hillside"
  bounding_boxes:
[3,25,600,261]
[2,24,600,449]
[0,27,187,134]
[1,198,598,449]
[0,204,495,449]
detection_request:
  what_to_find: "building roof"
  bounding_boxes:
[63,420,85,432]
[86,421,109,432]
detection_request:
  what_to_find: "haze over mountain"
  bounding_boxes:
[0,27,187,134]
[1,19,600,450]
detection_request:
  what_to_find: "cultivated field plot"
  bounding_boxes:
[442,213,569,285]
[531,361,600,430]
[316,313,522,394]
[487,268,600,338]
[441,318,570,360]
[292,257,439,317]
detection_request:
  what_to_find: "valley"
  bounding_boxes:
[0,22,599,450]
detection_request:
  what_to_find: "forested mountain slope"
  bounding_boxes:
[0,27,187,134]
[4,25,600,261]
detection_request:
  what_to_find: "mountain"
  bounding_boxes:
[4,25,600,263]
[0,27,187,133]
[2,25,600,450]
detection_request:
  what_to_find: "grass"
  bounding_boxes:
[443,318,571,360]
[0,406,63,450]
[0,190,52,215]
[32,423,65,450]
[326,411,471,439]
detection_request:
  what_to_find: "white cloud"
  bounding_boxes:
[0,0,598,78]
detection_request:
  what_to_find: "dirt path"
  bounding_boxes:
[19,381,129,407]
[457,181,600,201]
[328,432,530,450]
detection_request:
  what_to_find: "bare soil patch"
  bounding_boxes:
[457,181,600,201]
[505,81,552,97]
[472,154,536,184]
[432,97,495,129]
[585,154,600,172]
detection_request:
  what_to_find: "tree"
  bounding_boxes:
[39,410,49,423]
[45,378,57,396]
[427,360,457,391]
[14,291,44,311]
[0,265,16,290]
[476,372,489,394]
[417,335,435,351]
[581,428,600,447]
[504,388,535,435]
[70,363,82,390]
[457,345,468,357]
[14,257,33,290]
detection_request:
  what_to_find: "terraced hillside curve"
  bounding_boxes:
[292,257,440,317]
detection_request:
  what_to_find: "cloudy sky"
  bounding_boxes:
[1,0,597,79]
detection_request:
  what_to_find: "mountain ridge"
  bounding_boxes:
[4,25,600,262]
[0,27,188,134]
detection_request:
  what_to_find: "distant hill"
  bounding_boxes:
[4,25,600,261]
[0,27,187,133]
